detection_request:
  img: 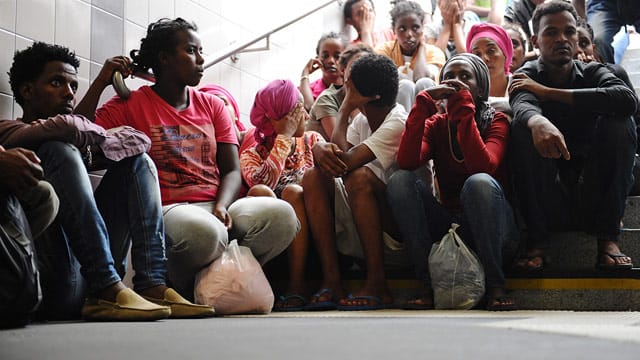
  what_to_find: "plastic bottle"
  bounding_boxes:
[398,61,413,81]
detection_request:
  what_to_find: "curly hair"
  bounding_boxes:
[9,42,80,106]
[130,17,198,75]
[390,0,425,28]
[349,54,398,107]
[338,43,374,72]
[343,0,375,20]
[315,31,346,55]
[531,0,578,36]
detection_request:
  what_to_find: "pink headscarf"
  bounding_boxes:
[199,84,246,131]
[250,79,299,146]
[466,23,514,75]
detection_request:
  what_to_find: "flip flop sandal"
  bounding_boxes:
[272,294,307,312]
[596,252,634,270]
[486,296,518,311]
[512,254,549,271]
[336,294,392,311]
[305,288,338,311]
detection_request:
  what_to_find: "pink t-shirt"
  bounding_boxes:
[309,78,328,99]
[95,86,238,205]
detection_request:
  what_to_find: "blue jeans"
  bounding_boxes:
[387,171,518,289]
[587,0,640,64]
[36,142,166,301]
[510,115,636,249]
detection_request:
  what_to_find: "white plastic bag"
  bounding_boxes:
[429,223,485,310]
[194,240,274,314]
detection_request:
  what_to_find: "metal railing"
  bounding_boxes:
[113,0,341,98]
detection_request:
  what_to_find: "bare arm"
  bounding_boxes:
[300,58,322,111]
[572,0,586,19]
[214,143,242,229]
[75,56,132,121]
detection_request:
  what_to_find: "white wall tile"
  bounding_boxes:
[92,0,123,17]
[148,0,174,22]
[74,58,91,105]
[91,7,124,64]
[15,34,33,52]
[55,0,91,59]
[16,0,55,43]
[125,0,148,27]
[0,29,15,95]
[124,20,145,56]
[0,94,13,120]
[0,0,16,32]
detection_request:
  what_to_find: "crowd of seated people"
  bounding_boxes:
[1,0,638,327]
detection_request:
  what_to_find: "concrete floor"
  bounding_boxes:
[1,310,639,360]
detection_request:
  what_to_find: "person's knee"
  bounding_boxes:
[165,217,227,268]
[280,184,303,205]
[415,77,436,92]
[37,141,82,165]
[247,184,276,198]
[461,173,501,203]
[344,167,377,195]
[599,117,636,149]
[387,170,417,199]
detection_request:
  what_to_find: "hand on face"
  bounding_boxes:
[0,146,44,194]
[424,79,468,100]
[341,78,380,113]
[272,102,307,138]
[303,58,322,77]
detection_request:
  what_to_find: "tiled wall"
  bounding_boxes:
[0,0,396,126]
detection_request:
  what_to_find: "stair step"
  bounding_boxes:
[343,279,640,310]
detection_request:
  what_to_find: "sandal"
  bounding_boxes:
[305,288,338,311]
[513,253,548,271]
[272,294,307,312]
[486,296,518,311]
[402,290,434,310]
[402,297,434,310]
[596,252,633,271]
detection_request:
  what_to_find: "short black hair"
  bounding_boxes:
[315,32,346,55]
[130,17,198,75]
[338,43,374,72]
[503,22,528,50]
[390,0,425,27]
[349,54,398,107]
[343,0,375,20]
[9,42,80,106]
[576,16,594,40]
[531,0,578,36]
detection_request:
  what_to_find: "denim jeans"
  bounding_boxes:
[36,142,166,299]
[510,115,637,249]
[387,170,518,289]
[587,0,640,64]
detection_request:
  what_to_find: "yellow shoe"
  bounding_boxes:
[143,288,215,318]
[82,288,171,321]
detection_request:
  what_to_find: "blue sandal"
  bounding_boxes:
[305,288,338,311]
[336,294,392,311]
[272,294,307,312]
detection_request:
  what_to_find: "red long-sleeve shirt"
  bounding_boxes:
[397,90,510,210]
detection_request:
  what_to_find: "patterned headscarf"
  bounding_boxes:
[439,53,495,137]
[250,79,300,149]
[466,22,514,75]
[199,84,246,131]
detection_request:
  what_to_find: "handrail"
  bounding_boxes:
[113,0,341,98]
